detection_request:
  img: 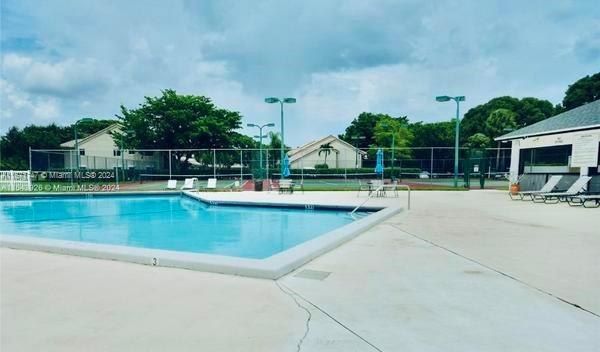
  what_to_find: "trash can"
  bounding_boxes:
[254,180,263,192]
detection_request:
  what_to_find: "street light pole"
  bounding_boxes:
[265,97,296,178]
[247,123,275,178]
[436,95,465,187]
[73,118,93,182]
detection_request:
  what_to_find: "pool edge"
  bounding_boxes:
[0,193,402,279]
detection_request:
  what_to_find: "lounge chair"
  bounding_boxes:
[181,178,197,190]
[533,176,592,204]
[203,178,217,190]
[166,179,177,190]
[279,179,293,194]
[510,175,562,200]
[566,194,600,208]
[225,180,242,191]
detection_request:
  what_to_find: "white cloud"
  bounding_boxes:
[0,79,61,126]
[2,54,109,98]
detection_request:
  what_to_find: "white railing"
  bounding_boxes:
[0,170,32,191]
[350,185,384,217]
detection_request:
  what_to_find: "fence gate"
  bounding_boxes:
[0,171,32,191]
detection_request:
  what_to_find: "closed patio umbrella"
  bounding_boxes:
[282,155,291,178]
[375,148,384,178]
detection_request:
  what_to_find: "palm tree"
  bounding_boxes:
[318,142,338,166]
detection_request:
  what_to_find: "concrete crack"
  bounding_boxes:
[278,281,385,352]
[276,280,312,352]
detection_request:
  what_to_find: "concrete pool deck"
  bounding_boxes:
[1,190,599,351]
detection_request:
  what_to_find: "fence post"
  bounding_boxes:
[240,150,243,180]
[430,147,434,174]
[29,147,32,171]
[168,150,172,180]
[266,149,269,181]
[213,149,216,179]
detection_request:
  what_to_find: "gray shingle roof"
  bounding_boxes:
[495,99,600,140]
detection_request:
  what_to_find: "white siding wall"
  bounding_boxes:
[290,140,363,169]
[64,131,159,169]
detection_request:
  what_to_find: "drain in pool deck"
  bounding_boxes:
[294,269,331,281]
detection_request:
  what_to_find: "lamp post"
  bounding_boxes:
[73,118,94,181]
[435,95,466,187]
[247,123,275,178]
[265,97,296,178]
[349,135,366,169]
[380,123,400,179]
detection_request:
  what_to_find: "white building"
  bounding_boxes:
[60,124,159,169]
[287,135,367,169]
[496,99,600,184]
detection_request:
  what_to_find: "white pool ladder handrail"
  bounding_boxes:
[350,185,383,218]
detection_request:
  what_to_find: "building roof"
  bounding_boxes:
[496,99,600,141]
[60,124,122,148]
[287,135,366,163]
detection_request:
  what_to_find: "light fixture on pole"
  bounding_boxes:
[247,122,275,178]
[264,97,296,179]
[435,95,466,187]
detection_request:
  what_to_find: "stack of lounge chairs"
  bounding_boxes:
[510,174,599,208]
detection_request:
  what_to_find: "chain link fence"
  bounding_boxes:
[27,147,511,191]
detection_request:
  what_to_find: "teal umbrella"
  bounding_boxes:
[282,155,291,178]
[375,148,384,175]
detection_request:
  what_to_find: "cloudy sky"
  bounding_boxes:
[1,0,599,146]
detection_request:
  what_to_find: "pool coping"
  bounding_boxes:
[0,192,403,279]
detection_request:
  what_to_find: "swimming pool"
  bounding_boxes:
[0,193,401,278]
[0,194,355,259]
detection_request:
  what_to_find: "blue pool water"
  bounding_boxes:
[0,195,358,259]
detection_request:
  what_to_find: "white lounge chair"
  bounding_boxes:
[533,176,592,204]
[181,178,197,190]
[567,194,600,208]
[511,175,562,200]
[166,179,177,190]
[206,178,217,189]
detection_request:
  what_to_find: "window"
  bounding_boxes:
[519,145,572,173]
[128,150,135,155]
[79,149,85,156]
[113,150,121,157]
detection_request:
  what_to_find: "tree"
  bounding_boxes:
[465,133,491,149]
[485,108,517,139]
[461,96,556,143]
[116,89,246,169]
[409,121,455,148]
[373,116,413,159]
[318,142,338,166]
[562,72,600,110]
[339,112,409,148]
[0,120,115,170]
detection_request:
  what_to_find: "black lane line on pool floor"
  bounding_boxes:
[276,281,385,352]
[389,223,600,319]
